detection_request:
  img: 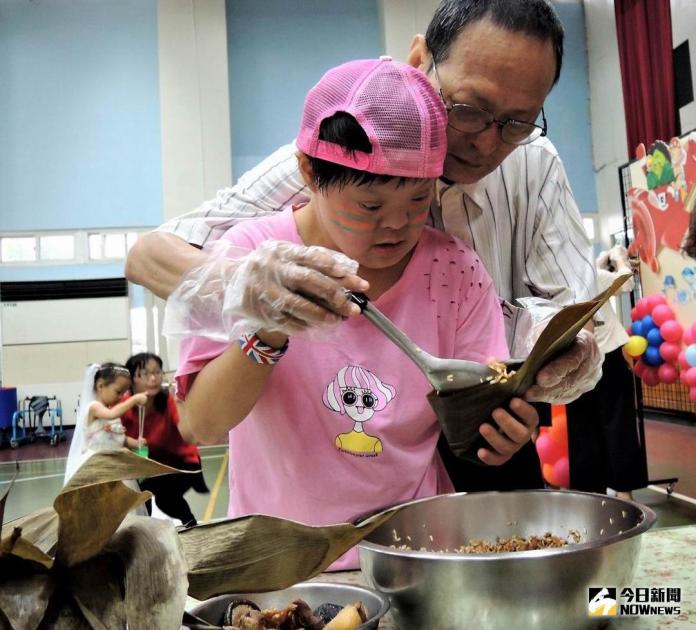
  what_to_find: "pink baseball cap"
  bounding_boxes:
[296,56,447,179]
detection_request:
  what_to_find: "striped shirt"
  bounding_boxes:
[159,138,597,354]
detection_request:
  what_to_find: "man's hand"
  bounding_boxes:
[163,240,369,341]
[524,328,603,404]
[477,397,539,465]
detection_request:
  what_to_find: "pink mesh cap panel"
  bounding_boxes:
[296,57,447,178]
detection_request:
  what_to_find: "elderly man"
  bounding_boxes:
[126,0,600,490]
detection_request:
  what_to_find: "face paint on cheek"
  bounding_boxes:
[406,207,430,228]
[330,207,380,234]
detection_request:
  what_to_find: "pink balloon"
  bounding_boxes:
[553,456,570,489]
[684,328,695,346]
[684,367,696,388]
[660,320,683,343]
[633,359,647,378]
[690,387,696,403]
[630,306,640,321]
[659,341,681,364]
[679,350,690,370]
[535,432,565,464]
[647,294,667,309]
[642,367,660,387]
[658,363,678,384]
[635,299,651,319]
[652,304,675,326]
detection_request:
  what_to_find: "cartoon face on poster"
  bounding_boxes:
[626,131,696,323]
[623,131,696,393]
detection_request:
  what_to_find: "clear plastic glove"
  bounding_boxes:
[524,328,603,404]
[596,245,635,292]
[163,239,368,342]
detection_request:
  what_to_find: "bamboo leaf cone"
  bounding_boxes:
[428,273,633,459]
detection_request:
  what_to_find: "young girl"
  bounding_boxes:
[64,363,148,484]
[174,58,538,569]
[121,353,208,527]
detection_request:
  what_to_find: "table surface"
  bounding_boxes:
[188,524,696,629]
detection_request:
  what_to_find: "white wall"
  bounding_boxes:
[378,0,440,62]
[671,0,696,132]
[584,0,629,250]
[158,0,232,222]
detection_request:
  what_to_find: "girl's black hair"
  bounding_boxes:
[125,352,168,413]
[94,363,130,389]
[307,112,410,191]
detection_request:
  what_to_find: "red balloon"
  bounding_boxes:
[679,350,690,370]
[630,306,640,321]
[642,367,660,387]
[659,341,681,363]
[633,359,647,378]
[689,387,696,403]
[536,432,565,464]
[652,304,675,326]
[647,294,667,309]
[635,299,651,319]
[553,456,570,489]
[548,416,568,449]
[660,320,683,343]
[542,462,559,486]
[685,327,695,346]
[658,363,678,384]
[684,367,696,388]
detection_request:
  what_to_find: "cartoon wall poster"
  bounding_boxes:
[621,130,696,412]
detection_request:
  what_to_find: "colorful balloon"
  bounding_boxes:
[633,359,647,378]
[658,363,678,384]
[646,328,663,347]
[647,294,667,309]
[643,346,663,366]
[683,367,696,388]
[548,416,568,448]
[635,299,651,319]
[624,335,648,357]
[631,321,644,337]
[642,366,660,387]
[641,315,656,332]
[684,327,695,346]
[660,319,683,344]
[686,344,696,367]
[651,304,675,326]
[659,341,681,364]
[553,456,570,488]
[542,462,558,487]
[535,433,564,464]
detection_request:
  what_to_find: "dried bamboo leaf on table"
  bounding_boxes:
[1,508,60,563]
[104,515,188,630]
[429,273,632,460]
[0,562,55,630]
[180,506,402,599]
[61,449,181,492]
[53,480,150,567]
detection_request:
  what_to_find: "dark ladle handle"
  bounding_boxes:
[348,291,370,311]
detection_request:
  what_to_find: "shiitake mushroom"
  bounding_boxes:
[221,597,261,626]
[313,603,343,624]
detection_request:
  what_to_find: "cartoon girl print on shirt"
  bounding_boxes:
[323,365,396,457]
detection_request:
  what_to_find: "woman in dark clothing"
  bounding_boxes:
[123,352,208,526]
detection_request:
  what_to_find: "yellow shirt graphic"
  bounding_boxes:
[335,430,383,455]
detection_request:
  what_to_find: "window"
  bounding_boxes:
[1,237,37,262]
[582,216,596,241]
[89,232,140,260]
[39,235,75,261]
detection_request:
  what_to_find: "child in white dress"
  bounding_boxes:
[64,363,148,484]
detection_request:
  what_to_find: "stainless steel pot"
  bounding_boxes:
[358,490,656,630]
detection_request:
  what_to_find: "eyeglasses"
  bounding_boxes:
[431,60,547,146]
[137,369,163,380]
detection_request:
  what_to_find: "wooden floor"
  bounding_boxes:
[1,415,695,529]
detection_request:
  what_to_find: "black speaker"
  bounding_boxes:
[673,40,694,110]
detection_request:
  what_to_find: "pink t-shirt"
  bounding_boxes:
[177,207,508,569]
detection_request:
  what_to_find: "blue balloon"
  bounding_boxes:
[643,346,664,366]
[686,344,696,367]
[631,321,644,337]
[641,315,656,332]
[646,328,663,347]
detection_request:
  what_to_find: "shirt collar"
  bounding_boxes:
[436,176,488,211]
